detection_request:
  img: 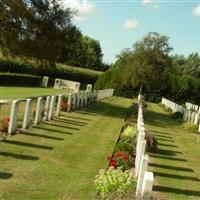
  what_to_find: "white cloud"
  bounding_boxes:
[142,0,153,5]
[141,0,160,9]
[124,19,139,29]
[193,4,200,16]
[62,0,96,21]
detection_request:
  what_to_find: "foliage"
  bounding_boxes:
[170,74,200,105]
[0,117,10,133]
[107,151,134,170]
[0,72,41,86]
[124,103,138,127]
[181,122,198,133]
[114,135,136,160]
[95,32,200,104]
[0,57,102,84]
[95,32,173,99]
[171,112,183,120]
[95,167,136,199]
[0,0,108,71]
[61,96,68,111]
[145,130,158,153]
[95,67,123,92]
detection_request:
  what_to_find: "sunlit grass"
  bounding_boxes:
[145,103,200,200]
[0,97,132,200]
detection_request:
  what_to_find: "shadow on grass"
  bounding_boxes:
[20,131,64,141]
[149,163,193,172]
[150,130,172,135]
[44,122,80,131]
[145,110,177,127]
[1,140,53,150]
[34,126,74,135]
[153,171,200,182]
[54,118,88,125]
[150,154,187,162]
[153,185,200,197]
[155,134,173,139]
[74,111,98,116]
[61,114,92,121]
[156,149,182,156]
[158,143,178,148]
[0,151,39,160]
[67,101,130,119]
[157,138,175,142]
[0,172,13,180]
[53,119,85,127]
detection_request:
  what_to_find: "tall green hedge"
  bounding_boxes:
[0,58,102,84]
[0,73,42,86]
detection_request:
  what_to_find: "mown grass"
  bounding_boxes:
[145,102,200,200]
[0,86,67,100]
[0,96,133,200]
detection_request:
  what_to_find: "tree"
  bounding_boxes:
[76,36,103,70]
[116,32,173,94]
[95,32,174,99]
[0,0,74,65]
[183,53,200,78]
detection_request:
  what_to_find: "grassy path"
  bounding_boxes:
[145,103,200,200]
[0,97,132,200]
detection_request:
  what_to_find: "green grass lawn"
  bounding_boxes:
[145,103,200,200]
[0,96,133,200]
[0,86,67,100]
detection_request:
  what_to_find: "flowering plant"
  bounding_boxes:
[95,167,136,199]
[107,152,132,170]
[61,97,68,111]
[0,117,10,132]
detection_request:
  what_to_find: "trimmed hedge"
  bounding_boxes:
[0,73,42,86]
[0,58,102,84]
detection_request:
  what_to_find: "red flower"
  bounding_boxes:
[107,156,117,167]
[114,152,129,160]
[5,117,10,123]
[5,117,10,127]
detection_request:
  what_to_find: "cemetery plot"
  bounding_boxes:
[0,96,132,200]
[145,102,200,200]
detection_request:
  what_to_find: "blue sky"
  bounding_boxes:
[63,0,200,64]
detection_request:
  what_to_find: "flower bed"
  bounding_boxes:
[95,102,138,199]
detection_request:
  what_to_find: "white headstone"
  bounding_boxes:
[194,113,199,125]
[42,76,49,88]
[8,100,20,135]
[34,97,43,125]
[86,84,92,92]
[67,93,72,112]
[136,155,149,194]
[44,96,51,121]
[48,96,56,120]
[23,99,32,129]
[56,95,62,117]
[141,171,154,196]
[136,140,147,177]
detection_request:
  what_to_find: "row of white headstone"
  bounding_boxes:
[8,95,62,135]
[161,97,200,133]
[7,89,115,136]
[135,94,154,197]
[183,102,200,132]
[161,98,184,113]
[42,76,93,94]
[67,89,114,112]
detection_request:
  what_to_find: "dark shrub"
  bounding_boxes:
[145,130,158,153]
[0,73,41,86]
